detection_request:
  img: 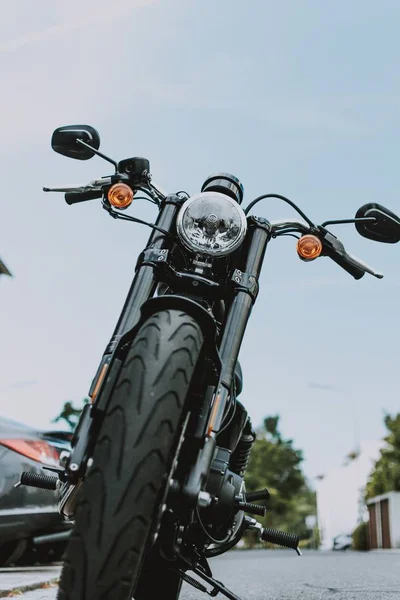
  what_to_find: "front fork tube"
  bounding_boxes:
[64,196,184,482]
[182,217,271,506]
[88,195,184,402]
[209,216,272,435]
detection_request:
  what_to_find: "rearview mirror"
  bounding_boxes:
[355,203,400,243]
[51,125,100,160]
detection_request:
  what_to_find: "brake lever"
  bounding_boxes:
[321,229,384,279]
[342,252,384,279]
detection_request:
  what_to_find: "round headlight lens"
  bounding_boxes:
[176,192,247,257]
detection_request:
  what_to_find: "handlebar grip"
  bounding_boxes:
[327,250,365,280]
[65,189,103,205]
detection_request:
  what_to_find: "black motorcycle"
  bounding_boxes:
[18,125,400,600]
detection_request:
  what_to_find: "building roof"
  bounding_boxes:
[0,258,11,276]
[367,491,400,505]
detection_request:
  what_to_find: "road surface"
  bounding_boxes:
[3,550,399,599]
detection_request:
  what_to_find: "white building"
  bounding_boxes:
[315,440,383,550]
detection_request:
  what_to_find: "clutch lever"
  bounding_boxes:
[43,178,113,193]
[44,186,97,193]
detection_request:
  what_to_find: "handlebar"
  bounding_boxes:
[270,219,310,235]
[148,180,168,200]
[44,181,383,280]
[270,220,383,280]
[43,175,167,205]
[65,189,103,205]
[62,179,167,205]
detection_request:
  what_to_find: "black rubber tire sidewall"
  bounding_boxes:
[58,310,204,600]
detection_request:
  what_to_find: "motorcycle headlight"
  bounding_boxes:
[176,192,247,257]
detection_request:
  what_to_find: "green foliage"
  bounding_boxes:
[352,521,369,551]
[245,415,317,542]
[343,448,360,466]
[53,398,89,430]
[366,413,400,499]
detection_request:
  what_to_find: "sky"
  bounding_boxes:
[1,0,400,482]
[316,440,384,547]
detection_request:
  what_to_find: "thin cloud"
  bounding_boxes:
[308,382,336,391]
[1,0,156,53]
[10,379,38,389]
[0,379,38,391]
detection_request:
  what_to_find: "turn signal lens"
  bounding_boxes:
[108,183,134,209]
[297,235,323,261]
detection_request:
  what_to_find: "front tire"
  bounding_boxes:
[58,310,204,600]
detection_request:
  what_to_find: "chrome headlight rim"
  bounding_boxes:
[176,192,248,258]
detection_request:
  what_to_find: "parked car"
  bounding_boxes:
[332,533,353,551]
[0,417,73,566]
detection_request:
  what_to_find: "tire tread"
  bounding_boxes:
[57,310,203,600]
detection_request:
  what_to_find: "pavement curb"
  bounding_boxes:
[0,578,59,598]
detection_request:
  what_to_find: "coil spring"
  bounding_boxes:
[179,571,207,593]
[230,431,255,475]
[20,471,58,490]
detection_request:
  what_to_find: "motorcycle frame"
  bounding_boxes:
[67,194,272,509]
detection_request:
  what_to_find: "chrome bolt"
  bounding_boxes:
[69,463,79,472]
[198,491,212,508]
[59,450,70,466]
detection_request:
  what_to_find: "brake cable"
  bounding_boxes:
[102,202,173,238]
[196,507,233,545]
[244,193,315,227]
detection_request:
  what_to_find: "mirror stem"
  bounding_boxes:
[76,139,118,171]
[321,217,377,227]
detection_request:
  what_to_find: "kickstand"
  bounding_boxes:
[178,566,243,600]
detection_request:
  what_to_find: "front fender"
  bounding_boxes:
[94,295,222,415]
[128,295,221,372]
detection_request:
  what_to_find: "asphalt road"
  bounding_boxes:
[182,550,400,600]
[5,551,400,599]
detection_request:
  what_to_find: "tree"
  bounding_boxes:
[245,415,316,540]
[343,448,360,466]
[366,413,400,499]
[352,521,369,551]
[53,398,89,430]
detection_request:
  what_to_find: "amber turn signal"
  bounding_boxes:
[108,183,134,209]
[297,235,323,261]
